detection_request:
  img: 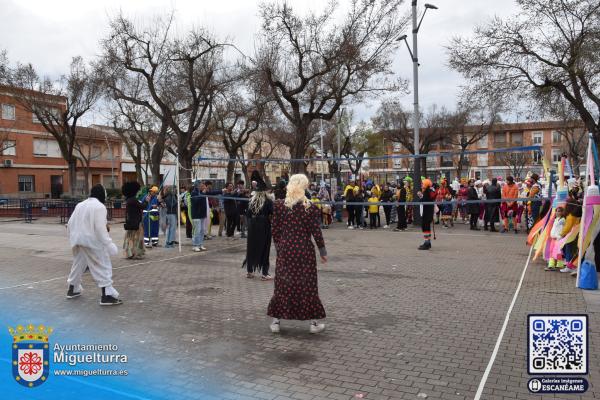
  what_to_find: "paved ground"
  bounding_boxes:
[0,217,599,399]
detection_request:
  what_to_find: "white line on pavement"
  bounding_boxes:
[0,243,245,291]
[473,244,534,400]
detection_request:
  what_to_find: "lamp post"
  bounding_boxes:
[398,1,438,225]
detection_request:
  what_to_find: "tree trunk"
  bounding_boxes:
[420,158,427,179]
[68,160,78,196]
[290,125,309,174]
[150,147,163,186]
[241,163,250,185]
[226,150,237,183]
[179,156,193,188]
[83,167,90,195]
[134,143,144,183]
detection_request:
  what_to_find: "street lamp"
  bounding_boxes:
[397,0,438,225]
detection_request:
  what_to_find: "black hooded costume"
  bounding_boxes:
[244,171,273,277]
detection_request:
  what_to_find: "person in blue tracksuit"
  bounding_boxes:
[143,186,160,247]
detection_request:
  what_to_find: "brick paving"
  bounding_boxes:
[0,218,598,399]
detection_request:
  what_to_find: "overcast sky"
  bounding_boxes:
[1,0,520,125]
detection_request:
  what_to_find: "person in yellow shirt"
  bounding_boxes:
[368,194,380,229]
[310,193,323,227]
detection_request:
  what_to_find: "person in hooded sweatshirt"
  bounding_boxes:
[66,184,122,306]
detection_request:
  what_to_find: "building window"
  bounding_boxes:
[1,140,16,156]
[478,136,488,148]
[32,107,60,124]
[2,104,15,120]
[494,132,506,145]
[209,173,218,179]
[511,132,523,145]
[477,154,488,166]
[532,151,542,164]
[393,158,402,169]
[392,142,402,152]
[552,131,563,143]
[91,145,102,159]
[33,139,48,156]
[18,175,35,192]
[441,156,453,167]
[552,149,562,162]
[532,132,543,145]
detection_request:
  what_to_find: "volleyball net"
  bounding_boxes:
[166,144,572,206]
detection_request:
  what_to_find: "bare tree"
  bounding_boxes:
[107,99,159,184]
[501,152,531,179]
[73,127,110,193]
[537,96,587,175]
[3,56,102,195]
[101,13,228,185]
[253,0,407,173]
[214,88,266,182]
[448,0,600,142]
[444,103,500,179]
[373,101,445,176]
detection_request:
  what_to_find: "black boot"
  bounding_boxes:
[66,285,81,299]
[418,241,431,250]
[100,288,123,306]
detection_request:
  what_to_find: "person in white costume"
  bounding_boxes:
[66,184,122,306]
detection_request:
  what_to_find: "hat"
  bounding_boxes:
[422,179,432,188]
[251,170,267,191]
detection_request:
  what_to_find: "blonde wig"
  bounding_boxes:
[284,174,311,209]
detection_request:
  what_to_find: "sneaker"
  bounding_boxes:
[261,275,274,281]
[246,273,254,279]
[309,321,325,334]
[199,246,207,251]
[100,295,123,306]
[193,247,201,252]
[560,267,574,273]
[347,226,354,230]
[66,285,81,299]
[270,320,280,333]
[383,225,389,229]
[544,266,558,271]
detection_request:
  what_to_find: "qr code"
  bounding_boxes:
[528,315,588,374]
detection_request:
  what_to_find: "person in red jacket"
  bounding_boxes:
[501,176,519,233]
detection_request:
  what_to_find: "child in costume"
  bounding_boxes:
[559,199,582,272]
[441,193,454,228]
[545,206,566,271]
[418,179,436,250]
[368,193,380,229]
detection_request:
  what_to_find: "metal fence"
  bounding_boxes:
[0,198,125,222]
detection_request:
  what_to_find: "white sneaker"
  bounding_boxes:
[383,225,389,229]
[193,247,201,252]
[199,246,207,251]
[309,321,325,334]
[347,226,354,230]
[270,321,280,333]
[560,267,574,273]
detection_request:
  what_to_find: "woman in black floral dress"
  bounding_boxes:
[267,174,328,334]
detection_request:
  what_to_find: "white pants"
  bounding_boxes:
[68,245,119,297]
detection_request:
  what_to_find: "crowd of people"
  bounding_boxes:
[64,164,594,337]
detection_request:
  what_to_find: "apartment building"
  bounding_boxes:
[370,120,586,183]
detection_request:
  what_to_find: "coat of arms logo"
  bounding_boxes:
[9,324,53,388]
